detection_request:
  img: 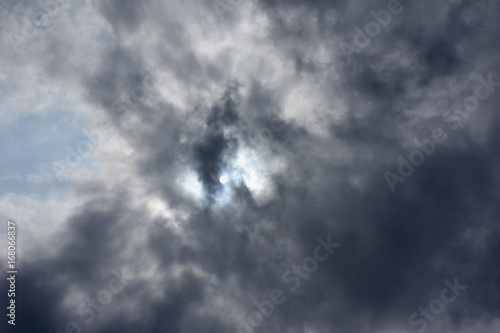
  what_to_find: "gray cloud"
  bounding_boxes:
[1,0,500,332]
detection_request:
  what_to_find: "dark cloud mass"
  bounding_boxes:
[1,0,500,333]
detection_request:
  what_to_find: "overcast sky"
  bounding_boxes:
[1,0,500,332]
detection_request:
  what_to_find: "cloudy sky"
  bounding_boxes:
[1,0,499,332]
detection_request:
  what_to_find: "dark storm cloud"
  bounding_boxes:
[6,0,500,333]
[1,263,70,333]
[2,187,148,333]
[240,0,500,332]
[193,82,242,196]
[194,132,236,195]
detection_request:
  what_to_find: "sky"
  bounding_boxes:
[0,0,499,332]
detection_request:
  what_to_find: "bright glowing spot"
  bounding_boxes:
[219,175,228,184]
